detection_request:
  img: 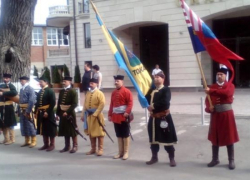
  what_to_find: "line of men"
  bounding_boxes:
[0,67,239,170]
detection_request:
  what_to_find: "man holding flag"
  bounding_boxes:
[145,72,177,167]
[180,0,242,170]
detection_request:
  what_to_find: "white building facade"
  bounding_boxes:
[47,0,250,89]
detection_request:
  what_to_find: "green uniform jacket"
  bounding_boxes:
[56,88,78,137]
[35,87,56,137]
[0,83,17,128]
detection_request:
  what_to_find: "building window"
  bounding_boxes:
[78,2,82,14]
[84,23,91,48]
[83,0,89,13]
[47,27,69,46]
[32,27,43,46]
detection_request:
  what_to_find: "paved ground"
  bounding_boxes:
[0,112,249,180]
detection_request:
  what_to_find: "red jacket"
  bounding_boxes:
[108,86,133,124]
[205,82,239,146]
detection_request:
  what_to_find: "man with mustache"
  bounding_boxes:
[18,76,37,148]
[108,75,133,160]
[81,78,105,156]
[35,77,56,151]
[145,72,177,167]
[56,76,78,153]
[0,73,18,145]
[205,68,239,170]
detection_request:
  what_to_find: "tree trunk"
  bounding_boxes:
[0,0,37,82]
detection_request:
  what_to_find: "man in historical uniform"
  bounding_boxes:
[18,76,37,148]
[81,78,105,156]
[108,75,133,160]
[56,76,78,153]
[35,77,56,151]
[145,72,177,167]
[0,73,18,145]
[205,68,239,170]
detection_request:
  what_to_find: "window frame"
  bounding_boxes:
[84,23,91,48]
[47,27,69,46]
[31,27,43,46]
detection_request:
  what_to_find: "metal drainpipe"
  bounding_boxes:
[73,0,79,65]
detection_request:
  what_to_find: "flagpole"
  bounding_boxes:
[195,53,212,107]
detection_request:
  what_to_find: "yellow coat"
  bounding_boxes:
[83,89,106,137]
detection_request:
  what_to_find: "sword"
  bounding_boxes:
[67,115,87,141]
[126,117,134,141]
[22,109,36,129]
[96,116,114,143]
[87,111,114,143]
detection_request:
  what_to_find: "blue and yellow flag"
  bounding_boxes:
[90,1,152,108]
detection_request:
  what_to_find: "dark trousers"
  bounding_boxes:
[151,144,175,154]
[114,122,130,138]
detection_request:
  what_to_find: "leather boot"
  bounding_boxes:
[60,136,71,153]
[207,145,220,167]
[122,137,130,160]
[167,147,176,167]
[38,136,49,150]
[86,137,96,155]
[4,128,13,145]
[70,136,78,153]
[46,137,55,151]
[21,136,31,147]
[146,150,158,165]
[0,128,8,144]
[113,138,124,159]
[96,136,104,156]
[29,136,37,148]
[227,145,235,170]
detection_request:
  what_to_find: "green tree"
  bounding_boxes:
[63,64,70,77]
[74,65,81,83]
[41,66,51,85]
[33,65,39,77]
[52,65,61,83]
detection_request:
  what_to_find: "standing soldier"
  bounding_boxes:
[108,75,133,160]
[19,76,37,148]
[56,76,78,153]
[145,72,177,167]
[35,77,56,151]
[205,68,239,170]
[0,73,18,145]
[81,78,105,156]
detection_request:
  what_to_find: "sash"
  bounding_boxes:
[113,105,127,114]
[83,108,97,130]
[0,101,14,106]
[20,103,37,129]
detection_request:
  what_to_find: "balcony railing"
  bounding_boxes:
[48,49,69,57]
[49,5,70,16]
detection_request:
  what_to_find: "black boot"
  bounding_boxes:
[146,150,158,165]
[165,146,176,167]
[227,145,235,170]
[60,136,71,153]
[207,145,220,167]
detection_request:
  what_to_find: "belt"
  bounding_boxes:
[151,109,170,118]
[38,104,50,111]
[20,104,28,109]
[214,104,232,112]
[60,105,70,111]
[0,101,14,106]
[36,105,50,135]
[0,88,10,92]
